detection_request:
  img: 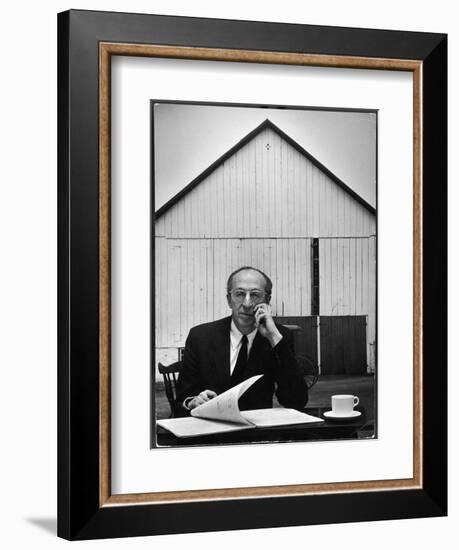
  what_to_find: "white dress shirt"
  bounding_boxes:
[230,320,258,374]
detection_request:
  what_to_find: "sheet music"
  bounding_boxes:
[157,416,253,438]
[190,375,263,425]
[241,408,323,427]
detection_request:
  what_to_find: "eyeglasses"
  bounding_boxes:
[229,290,266,303]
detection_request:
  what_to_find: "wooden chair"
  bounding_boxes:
[282,324,319,389]
[158,361,183,417]
[295,354,319,389]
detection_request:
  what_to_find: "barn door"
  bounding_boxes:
[320,316,367,374]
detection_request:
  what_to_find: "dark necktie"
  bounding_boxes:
[231,335,248,386]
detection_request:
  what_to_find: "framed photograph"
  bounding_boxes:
[151,100,378,448]
[58,9,447,540]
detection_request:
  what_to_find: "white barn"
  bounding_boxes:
[155,119,376,376]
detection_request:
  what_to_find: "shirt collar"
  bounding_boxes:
[230,319,257,350]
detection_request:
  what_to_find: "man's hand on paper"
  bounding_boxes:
[186,389,217,410]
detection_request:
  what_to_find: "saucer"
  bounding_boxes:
[323,410,362,420]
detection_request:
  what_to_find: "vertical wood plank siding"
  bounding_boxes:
[155,126,376,371]
[155,237,312,347]
[156,128,375,239]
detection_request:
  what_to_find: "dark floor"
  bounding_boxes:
[155,374,376,421]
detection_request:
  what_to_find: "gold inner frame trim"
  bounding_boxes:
[99,42,423,507]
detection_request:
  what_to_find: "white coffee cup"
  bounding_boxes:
[331,394,359,416]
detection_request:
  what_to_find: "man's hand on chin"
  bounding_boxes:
[254,303,283,347]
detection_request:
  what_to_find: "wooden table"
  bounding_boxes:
[155,406,374,447]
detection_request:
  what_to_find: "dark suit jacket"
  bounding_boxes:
[176,316,308,412]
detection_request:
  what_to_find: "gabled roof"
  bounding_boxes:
[155,118,376,219]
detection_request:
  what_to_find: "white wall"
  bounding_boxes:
[0,1,456,550]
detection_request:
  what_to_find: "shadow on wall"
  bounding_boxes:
[25,517,57,536]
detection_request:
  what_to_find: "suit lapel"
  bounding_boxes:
[213,316,232,391]
[248,331,271,374]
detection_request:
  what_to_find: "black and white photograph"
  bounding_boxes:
[152,102,377,447]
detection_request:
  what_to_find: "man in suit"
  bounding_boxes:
[176,266,308,412]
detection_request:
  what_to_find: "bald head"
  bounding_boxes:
[226,266,272,298]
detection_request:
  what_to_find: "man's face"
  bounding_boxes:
[227,269,268,333]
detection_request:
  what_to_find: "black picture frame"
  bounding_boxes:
[58,9,447,540]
